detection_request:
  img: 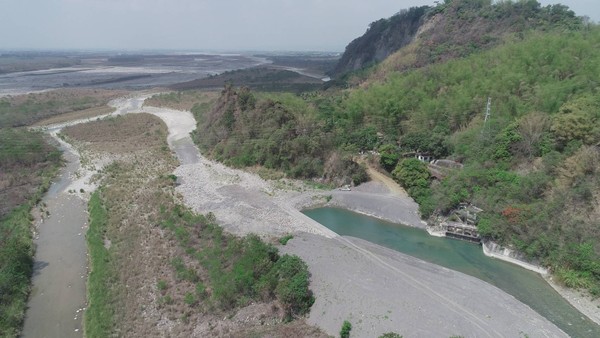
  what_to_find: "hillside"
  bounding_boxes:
[342,27,600,294]
[189,0,600,297]
[332,0,582,78]
[191,85,368,185]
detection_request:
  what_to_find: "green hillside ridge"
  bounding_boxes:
[190,2,599,295]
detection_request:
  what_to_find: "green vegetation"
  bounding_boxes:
[340,320,352,338]
[340,18,600,293]
[334,0,582,79]
[160,205,314,319]
[379,333,402,338]
[0,203,35,337]
[279,234,294,245]
[0,129,60,337]
[192,85,367,185]
[332,5,428,76]
[66,113,318,335]
[392,158,434,217]
[0,128,61,171]
[85,192,118,338]
[0,54,81,75]
[171,68,323,93]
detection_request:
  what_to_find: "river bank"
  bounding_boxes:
[545,276,600,326]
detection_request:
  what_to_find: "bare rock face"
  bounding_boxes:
[331,6,429,77]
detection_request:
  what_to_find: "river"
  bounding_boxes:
[304,207,600,338]
[21,145,88,337]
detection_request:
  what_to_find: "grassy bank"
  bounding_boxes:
[84,191,118,337]
[159,205,314,319]
[0,129,61,337]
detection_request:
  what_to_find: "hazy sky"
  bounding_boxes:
[0,0,597,52]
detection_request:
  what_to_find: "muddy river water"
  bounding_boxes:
[21,147,88,337]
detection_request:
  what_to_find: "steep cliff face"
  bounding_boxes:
[332,0,582,78]
[330,6,429,77]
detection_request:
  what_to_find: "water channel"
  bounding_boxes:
[303,207,600,338]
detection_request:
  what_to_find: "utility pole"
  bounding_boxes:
[482,96,491,134]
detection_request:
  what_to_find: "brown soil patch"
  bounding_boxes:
[357,157,409,197]
[62,113,167,155]
[32,105,115,127]
[0,88,126,127]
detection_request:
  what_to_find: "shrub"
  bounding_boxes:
[195,282,206,298]
[379,144,400,172]
[340,320,352,338]
[379,333,402,338]
[271,255,314,318]
[392,158,434,217]
[279,234,294,245]
[184,292,197,306]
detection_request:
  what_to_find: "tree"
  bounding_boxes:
[379,144,400,172]
[516,112,549,158]
[551,95,600,148]
[392,158,430,191]
[392,158,434,217]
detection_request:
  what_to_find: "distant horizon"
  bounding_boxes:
[0,48,343,55]
[0,0,596,52]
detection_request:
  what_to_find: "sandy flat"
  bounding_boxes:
[282,233,567,338]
